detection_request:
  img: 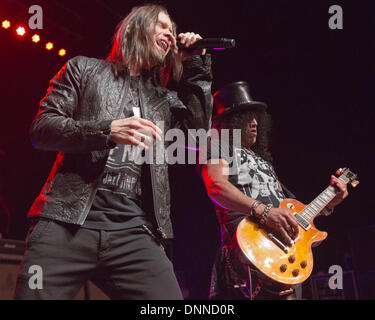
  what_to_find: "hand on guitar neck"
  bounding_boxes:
[326,175,349,210]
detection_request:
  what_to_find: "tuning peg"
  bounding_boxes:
[336,168,344,176]
[351,180,359,188]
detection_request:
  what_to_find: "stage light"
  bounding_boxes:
[2,21,69,56]
[45,42,54,50]
[16,26,26,36]
[2,20,11,29]
[32,34,40,43]
[58,49,66,56]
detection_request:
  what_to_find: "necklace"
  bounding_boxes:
[128,77,140,106]
[129,77,141,117]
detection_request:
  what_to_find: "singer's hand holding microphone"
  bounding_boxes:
[171,32,206,61]
[173,33,236,61]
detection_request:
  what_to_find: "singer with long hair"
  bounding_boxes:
[14,4,213,300]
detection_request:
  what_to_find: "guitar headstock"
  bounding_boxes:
[336,168,359,188]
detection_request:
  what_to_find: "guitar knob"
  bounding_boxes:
[300,261,307,268]
[288,255,296,263]
[292,269,300,277]
[287,203,295,209]
[280,264,287,272]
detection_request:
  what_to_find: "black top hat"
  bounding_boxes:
[213,81,267,119]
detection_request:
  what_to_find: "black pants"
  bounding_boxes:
[14,219,183,300]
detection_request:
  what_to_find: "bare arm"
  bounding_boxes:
[201,159,257,212]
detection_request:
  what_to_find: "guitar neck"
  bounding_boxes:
[298,175,349,222]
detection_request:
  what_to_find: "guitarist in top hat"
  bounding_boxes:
[200,81,348,299]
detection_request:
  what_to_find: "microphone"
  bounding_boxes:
[177,38,236,50]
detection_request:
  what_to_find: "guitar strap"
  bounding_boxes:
[279,181,296,199]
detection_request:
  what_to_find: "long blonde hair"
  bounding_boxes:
[107,4,182,86]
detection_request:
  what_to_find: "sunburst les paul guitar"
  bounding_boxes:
[236,168,359,286]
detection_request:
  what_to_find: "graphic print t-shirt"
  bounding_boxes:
[202,138,286,242]
[83,76,147,230]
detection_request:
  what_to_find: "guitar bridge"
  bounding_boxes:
[268,233,289,253]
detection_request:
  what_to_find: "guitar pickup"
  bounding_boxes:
[268,233,289,253]
[294,213,311,231]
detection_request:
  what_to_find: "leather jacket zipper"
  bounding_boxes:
[78,75,131,225]
[138,81,167,239]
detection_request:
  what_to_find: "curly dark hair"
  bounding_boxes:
[212,109,273,163]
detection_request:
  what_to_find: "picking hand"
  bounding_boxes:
[261,207,299,246]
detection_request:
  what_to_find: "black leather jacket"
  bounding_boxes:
[28,55,213,239]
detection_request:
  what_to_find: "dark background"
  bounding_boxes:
[0,0,373,299]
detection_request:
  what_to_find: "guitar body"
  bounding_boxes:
[236,198,328,286]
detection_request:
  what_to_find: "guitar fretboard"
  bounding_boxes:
[298,174,349,222]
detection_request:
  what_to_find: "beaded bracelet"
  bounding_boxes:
[250,201,262,217]
[260,203,273,224]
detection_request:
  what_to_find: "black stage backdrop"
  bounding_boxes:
[0,0,373,299]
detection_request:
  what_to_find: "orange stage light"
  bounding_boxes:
[58,49,67,56]
[32,34,40,43]
[16,26,26,36]
[45,42,54,50]
[2,20,11,29]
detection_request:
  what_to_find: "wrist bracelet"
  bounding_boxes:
[250,201,262,217]
[260,203,273,224]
